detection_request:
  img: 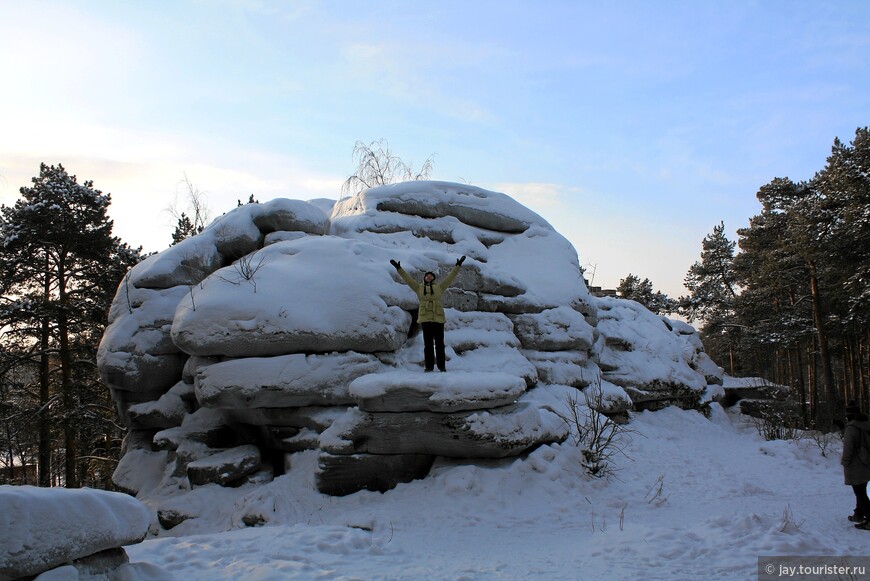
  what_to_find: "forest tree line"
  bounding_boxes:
[0,164,141,487]
[621,127,870,429]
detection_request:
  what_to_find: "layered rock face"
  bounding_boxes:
[99,181,721,501]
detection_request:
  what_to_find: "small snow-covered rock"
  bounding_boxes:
[693,351,724,386]
[153,407,235,451]
[251,198,330,236]
[525,351,595,388]
[316,452,435,496]
[447,346,538,387]
[112,445,169,496]
[0,486,150,579]
[187,444,262,486]
[583,380,634,414]
[451,263,526,297]
[510,306,595,352]
[182,355,221,385]
[157,506,197,530]
[129,235,224,290]
[260,427,320,453]
[209,211,262,259]
[127,381,191,429]
[444,311,518,352]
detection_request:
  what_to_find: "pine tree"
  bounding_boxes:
[616,273,675,315]
[812,127,870,326]
[171,212,201,245]
[679,222,740,373]
[0,163,140,487]
[680,222,739,321]
[734,178,816,420]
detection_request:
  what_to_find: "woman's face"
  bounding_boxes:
[424,273,435,283]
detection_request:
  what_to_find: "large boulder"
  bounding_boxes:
[196,352,385,408]
[320,403,568,459]
[0,486,151,579]
[170,237,412,357]
[334,181,547,234]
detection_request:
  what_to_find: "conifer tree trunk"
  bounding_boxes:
[58,255,78,488]
[38,261,51,487]
[793,347,808,424]
[846,337,857,403]
[861,336,866,405]
[808,341,818,421]
[808,261,836,425]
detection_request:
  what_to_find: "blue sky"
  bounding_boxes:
[1,0,868,297]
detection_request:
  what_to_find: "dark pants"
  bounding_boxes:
[853,483,870,520]
[421,322,446,371]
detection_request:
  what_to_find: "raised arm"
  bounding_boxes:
[440,255,466,289]
[391,259,421,293]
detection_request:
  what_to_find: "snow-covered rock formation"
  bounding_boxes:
[98,181,721,502]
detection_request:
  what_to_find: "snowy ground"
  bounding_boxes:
[115,404,863,581]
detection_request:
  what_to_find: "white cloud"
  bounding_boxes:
[0,114,342,254]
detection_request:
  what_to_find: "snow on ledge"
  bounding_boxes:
[349,370,526,401]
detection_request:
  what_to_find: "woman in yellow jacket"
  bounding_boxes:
[390,256,466,372]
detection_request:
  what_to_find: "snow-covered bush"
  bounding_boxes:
[557,385,635,478]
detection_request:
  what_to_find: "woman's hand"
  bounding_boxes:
[456,255,466,266]
[390,259,401,270]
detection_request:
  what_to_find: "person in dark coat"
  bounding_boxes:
[842,403,870,529]
[390,256,465,372]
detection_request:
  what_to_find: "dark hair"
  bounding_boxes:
[846,405,868,422]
